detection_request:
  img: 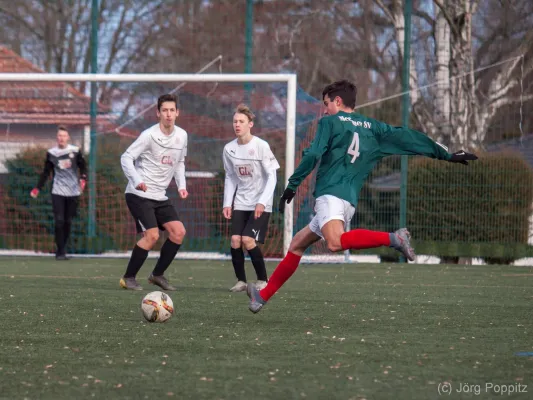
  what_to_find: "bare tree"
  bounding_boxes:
[0,0,405,111]
[2,0,529,145]
[375,0,533,148]
[0,0,170,101]
[152,1,392,100]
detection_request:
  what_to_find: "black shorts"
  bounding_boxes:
[231,210,271,244]
[125,193,179,234]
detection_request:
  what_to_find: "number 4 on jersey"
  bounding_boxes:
[347,132,360,163]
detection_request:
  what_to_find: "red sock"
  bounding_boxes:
[260,251,302,301]
[340,229,390,250]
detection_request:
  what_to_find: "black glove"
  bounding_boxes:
[279,188,296,214]
[448,150,478,165]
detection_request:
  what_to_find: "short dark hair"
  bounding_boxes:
[322,80,357,108]
[57,125,68,133]
[157,94,178,111]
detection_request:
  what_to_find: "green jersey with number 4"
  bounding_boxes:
[287,111,451,207]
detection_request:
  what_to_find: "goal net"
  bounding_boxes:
[2,68,530,264]
[0,73,322,259]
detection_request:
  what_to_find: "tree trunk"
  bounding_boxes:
[434,9,451,145]
[448,0,474,148]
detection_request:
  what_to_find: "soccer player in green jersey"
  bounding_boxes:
[247,80,478,313]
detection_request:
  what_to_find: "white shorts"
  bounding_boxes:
[309,195,356,239]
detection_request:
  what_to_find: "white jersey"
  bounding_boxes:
[223,136,280,212]
[120,123,187,201]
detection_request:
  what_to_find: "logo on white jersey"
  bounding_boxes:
[237,164,253,177]
[161,156,174,165]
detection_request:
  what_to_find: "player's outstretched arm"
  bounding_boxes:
[376,122,478,164]
[447,150,478,165]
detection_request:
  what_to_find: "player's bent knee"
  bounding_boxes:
[169,228,185,242]
[230,236,242,248]
[326,242,343,253]
[144,234,159,245]
[241,236,256,249]
[176,227,186,241]
[165,222,185,241]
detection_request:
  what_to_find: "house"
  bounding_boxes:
[0,46,115,172]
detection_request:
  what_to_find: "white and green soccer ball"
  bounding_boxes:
[141,291,174,323]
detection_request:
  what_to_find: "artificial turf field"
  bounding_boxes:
[0,257,532,399]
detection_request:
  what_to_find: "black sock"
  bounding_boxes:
[63,221,71,253]
[152,239,181,276]
[55,221,65,256]
[124,245,149,278]
[248,246,268,281]
[230,247,246,282]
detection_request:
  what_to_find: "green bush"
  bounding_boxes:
[4,144,532,261]
[354,156,401,232]
[1,137,287,256]
[407,152,533,262]
[2,138,129,254]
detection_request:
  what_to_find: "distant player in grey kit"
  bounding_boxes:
[31,126,87,260]
[119,93,188,291]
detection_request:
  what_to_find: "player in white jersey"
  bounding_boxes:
[119,94,188,291]
[223,104,280,292]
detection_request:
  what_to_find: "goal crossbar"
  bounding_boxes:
[0,73,295,83]
[0,72,297,255]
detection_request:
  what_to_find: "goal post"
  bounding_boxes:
[0,72,297,256]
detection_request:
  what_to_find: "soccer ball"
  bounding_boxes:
[141,291,174,323]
